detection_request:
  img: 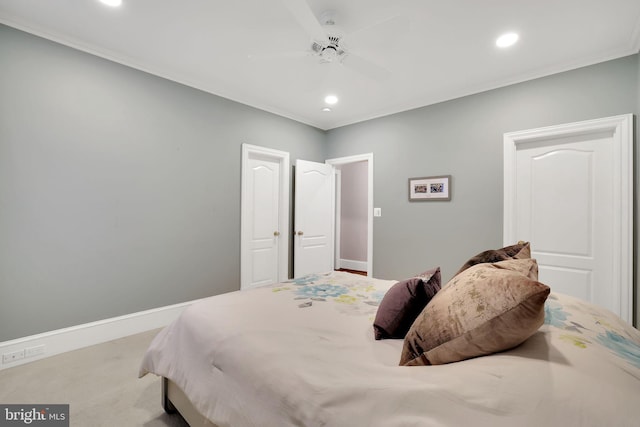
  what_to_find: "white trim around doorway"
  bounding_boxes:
[326,153,374,277]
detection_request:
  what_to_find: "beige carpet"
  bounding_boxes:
[0,329,188,426]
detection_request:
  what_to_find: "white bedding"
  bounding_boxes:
[140,271,640,427]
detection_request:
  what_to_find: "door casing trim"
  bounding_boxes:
[326,153,374,277]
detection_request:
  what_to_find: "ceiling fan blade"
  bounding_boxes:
[280,0,329,44]
[248,51,310,61]
[346,15,410,48]
[341,53,390,80]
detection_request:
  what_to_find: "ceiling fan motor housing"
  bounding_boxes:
[312,35,346,63]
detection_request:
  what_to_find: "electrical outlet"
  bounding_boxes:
[25,345,45,358]
[2,349,25,364]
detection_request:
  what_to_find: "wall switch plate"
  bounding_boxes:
[2,350,25,364]
[373,207,382,217]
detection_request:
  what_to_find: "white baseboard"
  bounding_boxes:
[0,299,200,370]
[338,259,368,272]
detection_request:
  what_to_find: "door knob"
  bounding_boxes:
[273,231,280,236]
[297,231,304,236]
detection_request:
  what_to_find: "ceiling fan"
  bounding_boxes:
[253,0,406,80]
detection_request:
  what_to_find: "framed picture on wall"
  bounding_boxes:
[408,175,451,201]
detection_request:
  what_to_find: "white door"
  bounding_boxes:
[504,115,632,323]
[294,159,334,277]
[241,144,289,290]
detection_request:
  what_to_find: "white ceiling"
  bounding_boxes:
[1,0,639,130]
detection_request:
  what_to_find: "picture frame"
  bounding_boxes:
[408,175,451,201]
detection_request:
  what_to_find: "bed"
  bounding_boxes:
[139,246,640,427]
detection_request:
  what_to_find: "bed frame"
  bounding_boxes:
[162,377,218,427]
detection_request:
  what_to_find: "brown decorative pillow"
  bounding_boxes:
[453,241,531,277]
[373,267,441,340]
[400,259,549,366]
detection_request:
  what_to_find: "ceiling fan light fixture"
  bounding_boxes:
[321,46,338,62]
[324,95,339,105]
[496,32,519,48]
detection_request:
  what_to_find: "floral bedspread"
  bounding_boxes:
[141,271,640,427]
[272,272,389,316]
[544,293,640,369]
[273,272,640,370]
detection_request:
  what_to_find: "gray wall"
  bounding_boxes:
[0,25,326,341]
[326,54,639,325]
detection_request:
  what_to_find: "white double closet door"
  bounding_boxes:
[241,146,343,290]
[504,114,632,323]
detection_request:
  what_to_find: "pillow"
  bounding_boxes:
[400,258,549,366]
[453,241,531,277]
[373,267,441,340]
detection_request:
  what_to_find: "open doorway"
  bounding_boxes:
[326,154,373,277]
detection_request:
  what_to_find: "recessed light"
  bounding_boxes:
[322,107,332,112]
[324,95,338,105]
[496,32,519,48]
[99,0,122,7]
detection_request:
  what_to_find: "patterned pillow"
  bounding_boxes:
[400,259,549,366]
[373,267,441,340]
[453,241,531,277]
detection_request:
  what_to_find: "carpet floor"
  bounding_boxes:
[0,329,188,426]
